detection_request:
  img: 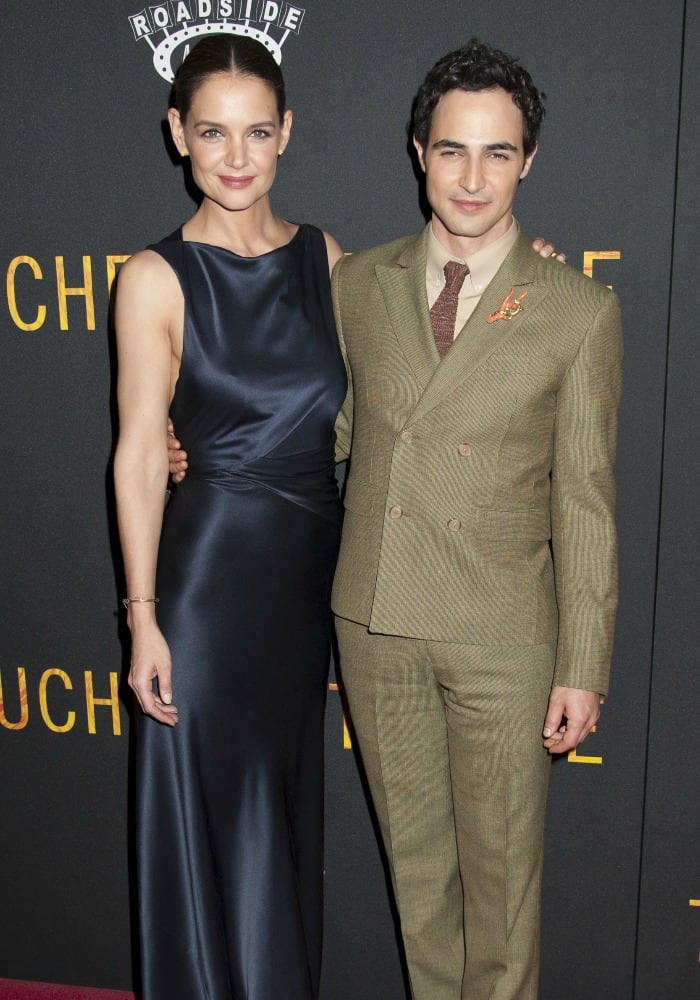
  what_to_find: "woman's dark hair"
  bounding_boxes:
[171,34,286,121]
[412,38,545,157]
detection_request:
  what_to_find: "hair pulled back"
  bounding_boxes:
[171,34,286,122]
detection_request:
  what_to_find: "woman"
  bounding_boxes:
[113,35,346,999]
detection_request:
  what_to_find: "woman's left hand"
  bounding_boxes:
[532,236,566,262]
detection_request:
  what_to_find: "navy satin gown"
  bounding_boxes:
[135,225,346,999]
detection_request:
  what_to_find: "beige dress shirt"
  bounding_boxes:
[426,219,520,339]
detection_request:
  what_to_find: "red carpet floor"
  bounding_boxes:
[0,982,133,1000]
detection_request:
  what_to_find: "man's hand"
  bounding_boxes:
[542,686,600,754]
[167,418,188,483]
[532,236,566,263]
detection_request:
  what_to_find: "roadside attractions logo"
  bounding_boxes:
[128,0,306,81]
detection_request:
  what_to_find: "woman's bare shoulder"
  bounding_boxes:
[117,248,182,313]
[119,248,179,286]
[116,248,183,339]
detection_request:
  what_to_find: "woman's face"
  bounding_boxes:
[169,71,292,215]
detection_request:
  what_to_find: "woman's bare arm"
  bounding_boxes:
[114,250,182,725]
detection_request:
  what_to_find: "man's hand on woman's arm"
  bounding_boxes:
[167,418,188,483]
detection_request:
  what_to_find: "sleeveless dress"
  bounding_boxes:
[135,224,346,999]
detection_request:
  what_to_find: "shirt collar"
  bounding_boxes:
[426,219,519,294]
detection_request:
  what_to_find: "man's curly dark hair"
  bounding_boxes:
[412,38,545,157]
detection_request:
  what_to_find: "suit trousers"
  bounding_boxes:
[335,618,554,1000]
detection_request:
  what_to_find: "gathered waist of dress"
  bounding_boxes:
[185,445,341,521]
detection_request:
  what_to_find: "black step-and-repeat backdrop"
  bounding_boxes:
[1,1,698,997]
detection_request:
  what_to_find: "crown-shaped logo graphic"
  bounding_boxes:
[129,1,305,81]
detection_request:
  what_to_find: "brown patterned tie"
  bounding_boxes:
[430,260,469,358]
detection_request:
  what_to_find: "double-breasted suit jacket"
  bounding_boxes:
[331,226,622,695]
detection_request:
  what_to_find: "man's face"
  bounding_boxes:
[413,86,536,256]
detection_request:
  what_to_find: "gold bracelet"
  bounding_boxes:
[122,597,160,609]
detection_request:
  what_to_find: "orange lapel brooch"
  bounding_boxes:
[486,287,528,324]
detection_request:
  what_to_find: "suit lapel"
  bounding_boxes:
[408,231,550,424]
[375,227,438,392]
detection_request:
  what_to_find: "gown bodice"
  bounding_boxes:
[150,224,346,520]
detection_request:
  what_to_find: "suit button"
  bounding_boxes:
[457,443,471,457]
[447,518,462,531]
[389,505,403,519]
[400,429,414,444]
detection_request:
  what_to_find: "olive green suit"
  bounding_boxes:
[331,226,622,999]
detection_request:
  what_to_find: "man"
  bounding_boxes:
[330,38,621,1000]
[169,37,621,1000]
